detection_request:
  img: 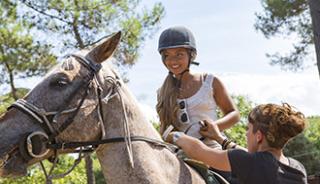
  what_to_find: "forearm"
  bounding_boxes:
[215,136,248,152]
[176,134,231,171]
[215,110,240,131]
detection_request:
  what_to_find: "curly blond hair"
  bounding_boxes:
[248,103,306,149]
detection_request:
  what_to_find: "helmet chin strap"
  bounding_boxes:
[169,68,189,89]
[191,61,199,65]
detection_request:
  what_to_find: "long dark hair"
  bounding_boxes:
[156,74,179,134]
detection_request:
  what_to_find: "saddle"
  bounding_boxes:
[183,158,230,184]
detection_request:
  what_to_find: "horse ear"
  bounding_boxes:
[86,31,121,63]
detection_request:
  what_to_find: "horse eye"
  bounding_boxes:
[50,77,70,88]
[57,80,68,86]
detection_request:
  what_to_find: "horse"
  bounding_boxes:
[0,32,223,184]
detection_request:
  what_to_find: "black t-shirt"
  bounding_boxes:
[227,149,307,184]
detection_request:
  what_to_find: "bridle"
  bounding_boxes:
[7,53,176,182]
[9,53,105,154]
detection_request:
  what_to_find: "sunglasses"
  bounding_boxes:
[179,100,189,123]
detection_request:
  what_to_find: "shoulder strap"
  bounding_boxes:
[204,73,214,88]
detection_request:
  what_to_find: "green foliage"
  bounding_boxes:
[92,154,106,184]
[222,95,255,147]
[284,116,320,175]
[0,1,57,93]
[0,88,29,114]
[224,123,247,147]
[0,26,57,80]
[231,95,255,124]
[17,0,165,69]
[305,116,320,149]
[255,0,313,71]
[0,153,105,184]
[152,120,160,132]
[0,155,87,184]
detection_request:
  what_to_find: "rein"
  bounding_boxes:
[47,136,177,153]
[8,53,176,182]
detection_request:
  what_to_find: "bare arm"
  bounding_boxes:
[212,76,240,131]
[200,119,248,152]
[175,134,231,171]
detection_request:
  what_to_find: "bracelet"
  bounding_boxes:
[222,139,232,150]
[221,138,237,150]
[221,138,229,148]
[226,141,237,149]
[225,141,237,150]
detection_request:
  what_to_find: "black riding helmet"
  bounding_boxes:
[158,26,198,65]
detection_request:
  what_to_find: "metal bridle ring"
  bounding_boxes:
[26,131,50,158]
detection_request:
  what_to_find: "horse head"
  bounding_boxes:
[0,32,122,177]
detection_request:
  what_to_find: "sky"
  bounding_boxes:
[126,0,320,121]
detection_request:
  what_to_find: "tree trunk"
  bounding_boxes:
[9,74,18,100]
[309,0,320,78]
[85,154,96,184]
[5,62,18,100]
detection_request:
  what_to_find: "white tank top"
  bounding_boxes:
[176,73,221,149]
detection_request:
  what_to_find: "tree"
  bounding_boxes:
[254,0,315,72]
[0,0,56,100]
[308,0,320,77]
[16,0,165,77]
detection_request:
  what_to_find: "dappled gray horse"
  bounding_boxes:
[0,32,208,183]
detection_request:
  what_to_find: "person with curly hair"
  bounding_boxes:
[168,103,307,184]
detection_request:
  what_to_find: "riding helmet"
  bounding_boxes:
[158,26,197,53]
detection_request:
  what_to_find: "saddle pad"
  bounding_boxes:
[184,158,224,184]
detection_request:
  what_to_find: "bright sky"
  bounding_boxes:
[127,0,320,121]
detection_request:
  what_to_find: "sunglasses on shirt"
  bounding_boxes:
[179,100,189,123]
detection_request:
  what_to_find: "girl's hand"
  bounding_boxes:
[166,131,185,144]
[199,120,224,142]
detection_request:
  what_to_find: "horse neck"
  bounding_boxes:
[103,81,161,139]
[94,72,205,184]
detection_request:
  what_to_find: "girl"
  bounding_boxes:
[156,26,240,149]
